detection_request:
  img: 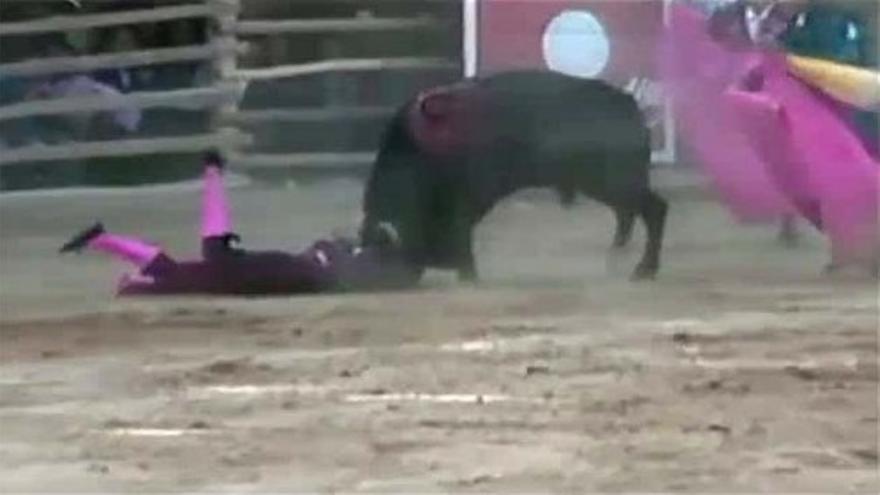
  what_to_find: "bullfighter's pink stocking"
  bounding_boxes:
[88,233,162,268]
[200,155,232,239]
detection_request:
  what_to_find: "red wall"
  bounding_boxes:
[476,0,664,86]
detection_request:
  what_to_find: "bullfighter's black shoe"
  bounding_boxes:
[59,221,104,254]
[203,149,225,170]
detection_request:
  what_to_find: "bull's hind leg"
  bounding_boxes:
[777,214,799,247]
[612,207,637,249]
[632,190,668,280]
[441,194,479,283]
[458,252,478,282]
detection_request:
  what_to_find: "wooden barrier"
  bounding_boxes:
[225,106,394,124]
[0,83,243,122]
[0,39,247,79]
[0,129,252,166]
[230,151,375,169]
[0,3,218,37]
[236,57,457,82]
[235,16,446,35]
[210,0,243,156]
[0,0,461,177]
[0,0,253,172]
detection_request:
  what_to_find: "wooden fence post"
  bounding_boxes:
[0,0,456,177]
[211,0,243,158]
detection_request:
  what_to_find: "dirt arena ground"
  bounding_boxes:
[1,175,877,492]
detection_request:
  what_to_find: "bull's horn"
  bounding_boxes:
[375,222,401,249]
[786,54,880,111]
[419,89,456,120]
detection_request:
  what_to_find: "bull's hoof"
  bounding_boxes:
[610,238,632,252]
[630,264,658,281]
[457,268,479,285]
[777,230,799,248]
[822,260,880,279]
[822,262,841,276]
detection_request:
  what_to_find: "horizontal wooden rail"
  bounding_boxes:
[235,16,446,35]
[230,151,375,169]
[0,39,246,79]
[0,83,244,122]
[0,129,252,166]
[236,57,457,82]
[0,2,222,37]
[226,106,394,124]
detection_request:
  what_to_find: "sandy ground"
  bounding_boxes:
[0,176,877,493]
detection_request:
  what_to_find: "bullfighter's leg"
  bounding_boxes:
[59,221,178,293]
[632,190,668,280]
[612,207,637,249]
[199,151,244,260]
[60,222,164,269]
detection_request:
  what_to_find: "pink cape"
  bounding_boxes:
[725,57,879,264]
[660,3,793,222]
[662,3,878,264]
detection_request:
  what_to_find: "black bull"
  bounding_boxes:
[360,70,669,282]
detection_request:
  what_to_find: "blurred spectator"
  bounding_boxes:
[0,39,141,147]
[777,1,877,154]
[28,74,142,140]
[779,2,870,65]
[84,1,209,91]
[704,0,877,153]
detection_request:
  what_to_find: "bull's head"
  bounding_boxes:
[360,105,431,264]
[361,81,484,267]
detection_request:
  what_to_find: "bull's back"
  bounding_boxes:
[478,71,647,149]
[474,71,651,193]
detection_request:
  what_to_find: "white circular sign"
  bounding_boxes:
[542,10,611,78]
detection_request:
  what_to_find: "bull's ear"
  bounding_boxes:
[420,91,455,120]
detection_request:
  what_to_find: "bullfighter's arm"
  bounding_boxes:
[745,0,877,63]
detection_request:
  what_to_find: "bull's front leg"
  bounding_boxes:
[612,207,637,249]
[454,221,478,283]
[458,254,478,282]
[451,202,479,283]
[632,190,668,280]
[777,214,799,247]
